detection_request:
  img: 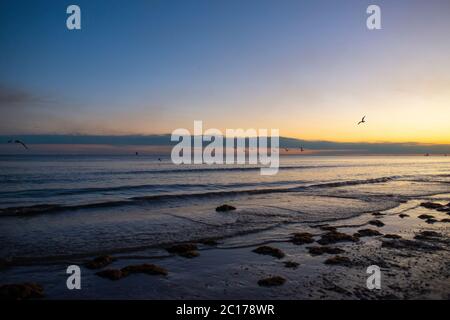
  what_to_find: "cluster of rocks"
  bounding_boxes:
[291,232,315,245]
[215,204,236,212]
[0,283,44,300]
[86,255,115,269]
[307,246,345,256]
[354,229,382,237]
[253,213,396,286]
[420,202,449,210]
[12,201,446,296]
[167,243,200,258]
[420,202,450,216]
[253,246,285,259]
[381,234,444,252]
[257,276,286,287]
[417,204,450,223]
[368,220,385,227]
[317,230,359,245]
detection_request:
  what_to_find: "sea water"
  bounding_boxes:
[1,155,449,262]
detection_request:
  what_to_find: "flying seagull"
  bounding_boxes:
[358,116,366,125]
[8,139,28,149]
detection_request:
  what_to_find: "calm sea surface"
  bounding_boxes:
[1,155,449,261]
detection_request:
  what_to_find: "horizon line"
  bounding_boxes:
[1,133,449,146]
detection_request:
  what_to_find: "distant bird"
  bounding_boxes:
[300,147,304,152]
[285,148,289,152]
[357,116,366,125]
[135,151,139,156]
[158,158,162,162]
[425,153,430,157]
[8,139,28,149]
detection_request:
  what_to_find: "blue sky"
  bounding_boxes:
[1,0,449,143]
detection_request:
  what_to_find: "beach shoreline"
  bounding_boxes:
[2,197,449,300]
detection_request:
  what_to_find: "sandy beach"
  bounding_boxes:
[2,195,449,300]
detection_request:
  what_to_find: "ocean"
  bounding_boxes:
[1,155,450,263]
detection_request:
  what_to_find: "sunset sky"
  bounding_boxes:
[1,0,449,144]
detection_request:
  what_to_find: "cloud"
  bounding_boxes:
[0,85,72,135]
[0,85,52,109]
[0,134,449,155]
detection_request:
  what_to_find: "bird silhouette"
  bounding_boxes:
[300,147,304,152]
[8,139,28,149]
[358,116,366,125]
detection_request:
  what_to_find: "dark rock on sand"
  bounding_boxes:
[121,263,168,276]
[253,246,285,259]
[307,246,345,256]
[441,218,450,223]
[368,220,385,227]
[383,234,402,239]
[198,238,218,246]
[318,231,358,245]
[418,214,435,220]
[320,225,338,232]
[167,243,199,258]
[291,232,314,245]
[414,231,441,241]
[354,229,382,237]
[420,202,443,209]
[215,204,236,212]
[283,261,300,269]
[425,218,438,224]
[382,239,442,252]
[85,255,115,269]
[96,264,168,280]
[324,256,353,267]
[399,214,409,218]
[257,276,286,287]
[0,283,44,300]
[96,269,124,280]
[372,212,385,216]
[422,230,441,236]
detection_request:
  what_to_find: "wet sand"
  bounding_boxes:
[1,197,449,300]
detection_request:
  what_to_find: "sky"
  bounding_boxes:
[1,0,450,144]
